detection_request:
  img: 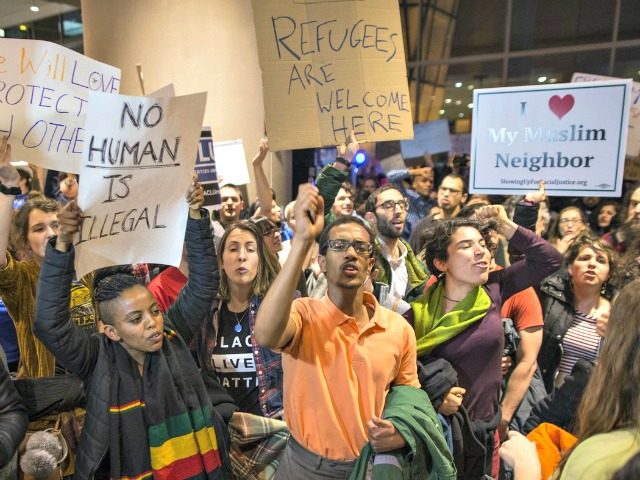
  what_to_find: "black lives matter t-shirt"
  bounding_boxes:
[211,304,260,415]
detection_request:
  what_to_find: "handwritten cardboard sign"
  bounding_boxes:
[470,80,631,197]
[400,119,451,158]
[0,38,121,172]
[572,73,640,159]
[253,0,414,150]
[74,90,207,279]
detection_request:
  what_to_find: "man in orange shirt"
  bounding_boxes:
[256,184,420,479]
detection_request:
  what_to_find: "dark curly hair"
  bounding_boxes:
[422,217,485,275]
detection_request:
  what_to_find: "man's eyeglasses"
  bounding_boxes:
[376,199,409,211]
[324,239,373,256]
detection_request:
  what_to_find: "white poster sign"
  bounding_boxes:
[572,72,640,158]
[212,139,250,186]
[74,90,207,279]
[400,119,451,158]
[0,38,121,172]
[470,80,631,197]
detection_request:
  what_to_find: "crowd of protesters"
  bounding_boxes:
[1,130,640,479]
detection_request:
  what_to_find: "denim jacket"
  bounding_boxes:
[197,296,284,419]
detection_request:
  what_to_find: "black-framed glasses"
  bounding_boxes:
[324,239,373,256]
[376,199,409,211]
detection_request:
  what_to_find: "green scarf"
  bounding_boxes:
[412,280,491,356]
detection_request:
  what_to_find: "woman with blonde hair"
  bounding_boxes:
[196,220,284,418]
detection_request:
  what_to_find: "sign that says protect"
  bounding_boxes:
[470,80,631,197]
[253,0,414,150]
[0,39,121,172]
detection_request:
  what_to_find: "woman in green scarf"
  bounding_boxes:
[411,205,562,476]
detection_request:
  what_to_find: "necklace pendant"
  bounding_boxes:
[234,323,242,333]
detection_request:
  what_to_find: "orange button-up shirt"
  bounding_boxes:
[282,292,420,460]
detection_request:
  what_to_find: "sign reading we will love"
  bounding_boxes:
[0,39,121,172]
[470,80,631,197]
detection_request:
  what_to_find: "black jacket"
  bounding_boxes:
[0,353,28,468]
[537,271,576,392]
[34,213,219,479]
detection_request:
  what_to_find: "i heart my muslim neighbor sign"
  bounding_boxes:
[470,79,632,197]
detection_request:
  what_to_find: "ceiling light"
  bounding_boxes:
[444,98,452,104]
[537,76,548,83]
[439,109,445,115]
[0,29,4,37]
[454,82,463,88]
[467,103,473,109]
[455,100,462,106]
[467,84,474,90]
[549,78,558,83]
[458,113,464,118]
[19,24,28,31]
[30,5,39,12]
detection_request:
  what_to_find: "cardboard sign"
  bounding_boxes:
[400,119,451,158]
[74,90,207,279]
[212,139,250,186]
[470,80,631,197]
[253,0,414,150]
[0,38,121,172]
[196,128,221,209]
[572,72,640,159]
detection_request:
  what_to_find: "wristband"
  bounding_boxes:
[0,183,21,196]
[334,157,351,169]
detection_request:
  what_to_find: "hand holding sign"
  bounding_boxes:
[56,201,83,252]
[336,130,360,166]
[0,137,19,188]
[187,175,204,219]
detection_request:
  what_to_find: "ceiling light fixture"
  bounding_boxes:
[454,82,462,88]
[444,98,452,104]
[439,109,445,115]
[467,103,473,109]
[30,2,40,12]
[537,76,548,83]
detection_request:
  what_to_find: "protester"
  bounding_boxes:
[589,199,620,237]
[537,235,615,391]
[330,181,355,218]
[364,185,429,312]
[255,185,454,479]
[213,183,246,248]
[603,183,640,253]
[387,165,436,237]
[500,279,640,479]
[196,219,283,418]
[0,345,28,478]
[548,206,590,254]
[411,206,562,476]
[33,182,229,479]
[0,137,96,378]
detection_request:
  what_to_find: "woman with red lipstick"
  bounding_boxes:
[410,205,562,478]
[537,236,615,392]
[196,220,283,418]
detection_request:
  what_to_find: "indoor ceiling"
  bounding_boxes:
[0,0,77,29]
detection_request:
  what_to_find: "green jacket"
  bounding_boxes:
[374,238,429,302]
[315,163,348,226]
[349,386,456,480]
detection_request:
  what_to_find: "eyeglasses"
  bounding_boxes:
[324,239,373,256]
[376,199,409,211]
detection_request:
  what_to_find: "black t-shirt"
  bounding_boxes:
[211,303,260,415]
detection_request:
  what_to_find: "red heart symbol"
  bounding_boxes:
[548,95,575,119]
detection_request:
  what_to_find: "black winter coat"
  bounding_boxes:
[0,351,28,468]
[34,213,219,479]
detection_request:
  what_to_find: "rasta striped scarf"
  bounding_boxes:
[108,327,226,480]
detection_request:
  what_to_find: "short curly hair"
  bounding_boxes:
[422,217,485,275]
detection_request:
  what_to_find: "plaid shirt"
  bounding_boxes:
[228,411,289,480]
[199,297,284,419]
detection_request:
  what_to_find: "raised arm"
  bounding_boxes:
[252,138,274,218]
[167,179,218,343]
[255,184,324,349]
[0,137,20,269]
[34,201,99,378]
[475,204,562,299]
[315,131,358,218]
